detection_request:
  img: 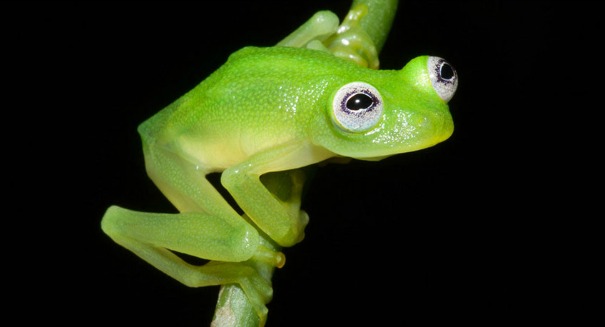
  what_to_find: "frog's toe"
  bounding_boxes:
[294,210,310,243]
[299,210,310,226]
[238,273,273,315]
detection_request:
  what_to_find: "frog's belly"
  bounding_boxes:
[177,131,295,172]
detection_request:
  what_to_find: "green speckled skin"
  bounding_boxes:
[140,47,453,167]
[101,0,457,325]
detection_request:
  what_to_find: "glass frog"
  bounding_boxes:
[101,0,457,325]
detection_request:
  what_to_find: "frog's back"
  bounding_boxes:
[138,46,366,170]
[140,46,358,137]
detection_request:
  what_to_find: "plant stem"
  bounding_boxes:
[354,0,399,54]
[209,1,398,323]
[211,234,280,327]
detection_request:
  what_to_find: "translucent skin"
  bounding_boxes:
[101,0,456,326]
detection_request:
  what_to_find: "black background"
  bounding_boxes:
[5,1,602,326]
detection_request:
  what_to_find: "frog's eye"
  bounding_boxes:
[332,82,383,133]
[428,56,458,102]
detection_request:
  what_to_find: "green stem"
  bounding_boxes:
[209,2,398,326]
[212,285,259,327]
[211,235,279,327]
[354,0,399,54]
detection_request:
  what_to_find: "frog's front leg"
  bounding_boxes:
[279,0,398,69]
[221,141,333,247]
[276,10,339,50]
[325,3,379,69]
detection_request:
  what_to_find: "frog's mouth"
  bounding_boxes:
[316,103,454,161]
[351,109,454,160]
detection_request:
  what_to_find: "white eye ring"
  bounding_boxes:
[428,56,458,102]
[332,82,383,132]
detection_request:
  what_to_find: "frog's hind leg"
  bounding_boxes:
[101,126,284,319]
[101,206,277,317]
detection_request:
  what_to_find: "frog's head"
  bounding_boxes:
[314,55,457,161]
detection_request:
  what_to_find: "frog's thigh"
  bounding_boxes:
[102,206,260,282]
[140,136,240,218]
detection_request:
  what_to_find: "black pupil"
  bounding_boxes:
[346,93,373,111]
[440,62,455,80]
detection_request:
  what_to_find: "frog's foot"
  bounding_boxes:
[283,170,310,245]
[290,210,309,245]
[242,208,308,249]
[277,10,339,49]
[262,210,309,248]
[257,169,310,246]
[325,3,380,69]
[201,261,274,317]
[252,244,287,269]
[259,197,308,248]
